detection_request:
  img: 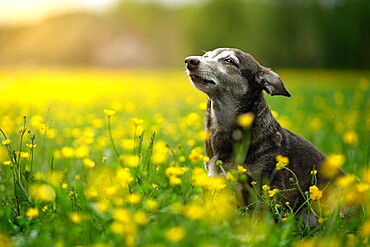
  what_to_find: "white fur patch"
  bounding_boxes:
[204,50,239,64]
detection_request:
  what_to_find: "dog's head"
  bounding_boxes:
[185,48,290,99]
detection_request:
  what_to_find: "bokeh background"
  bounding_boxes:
[1,2,370,246]
[1,0,369,69]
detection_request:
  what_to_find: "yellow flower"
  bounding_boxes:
[165,226,186,243]
[127,193,141,205]
[121,154,140,168]
[121,139,135,151]
[145,199,159,212]
[61,146,74,158]
[133,211,149,225]
[165,166,188,186]
[189,147,204,162]
[276,154,289,164]
[131,117,144,125]
[343,130,358,146]
[362,169,370,184]
[356,183,369,193]
[361,220,370,237]
[49,172,64,187]
[75,145,89,158]
[205,177,227,191]
[110,221,125,234]
[262,185,270,191]
[68,190,77,198]
[152,140,168,164]
[19,152,29,159]
[322,153,345,179]
[203,156,210,163]
[25,207,39,218]
[187,139,196,147]
[309,185,323,201]
[336,174,356,188]
[268,188,280,197]
[70,212,82,224]
[169,176,182,185]
[97,201,109,213]
[191,167,210,188]
[184,112,200,126]
[113,208,131,223]
[116,168,134,187]
[3,161,11,166]
[83,158,95,168]
[311,169,317,175]
[26,143,37,149]
[152,151,167,164]
[103,109,116,117]
[237,112,255,128]
[1,138,11,145]
[237,165,247,173]
[226,172,235,182]
[198,102,207,110]
[198,130,210,141]
[184,204,206,220]
[31,184,56,202]
[104,186,117,197]
[276,162,286,171]
[318,217,326,225]
[275,154,289,170]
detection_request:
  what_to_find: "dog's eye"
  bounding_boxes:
[224,58,238,67]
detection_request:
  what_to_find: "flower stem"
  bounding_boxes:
[107,116,122,166]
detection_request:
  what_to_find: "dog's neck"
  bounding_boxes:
[206,91,281,162]
[205,91,283,174]
[209,96,240,131]
[208,91,278,131]
[250,93,278,127]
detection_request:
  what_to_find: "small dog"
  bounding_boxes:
[185,48,343,214]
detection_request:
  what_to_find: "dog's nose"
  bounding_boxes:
[185,56,200,70]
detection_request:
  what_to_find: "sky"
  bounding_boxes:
[0,0,196,26]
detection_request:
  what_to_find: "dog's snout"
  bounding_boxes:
[185,56,200,70]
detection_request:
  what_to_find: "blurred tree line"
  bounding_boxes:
[0,0,369,68]
[112,0,369,68]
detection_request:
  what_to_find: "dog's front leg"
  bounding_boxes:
[205,156,220,177]
[205,156,235,177]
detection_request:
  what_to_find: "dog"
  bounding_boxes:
[185,48,344,218]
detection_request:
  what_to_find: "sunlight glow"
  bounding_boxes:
[0,0,118,25]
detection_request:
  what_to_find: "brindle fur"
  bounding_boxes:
[185,48,343,211]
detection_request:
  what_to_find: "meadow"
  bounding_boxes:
[0,68,369,247]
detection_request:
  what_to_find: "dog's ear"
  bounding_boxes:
[256,67,291,97]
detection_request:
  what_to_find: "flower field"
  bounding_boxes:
[0,69,370,246]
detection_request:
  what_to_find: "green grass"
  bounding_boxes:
[0,69,369,247]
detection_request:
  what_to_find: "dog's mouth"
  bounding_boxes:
[190,75,216,85]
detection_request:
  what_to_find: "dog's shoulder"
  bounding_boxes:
[282,128,325,160]
[279,128,326,183]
